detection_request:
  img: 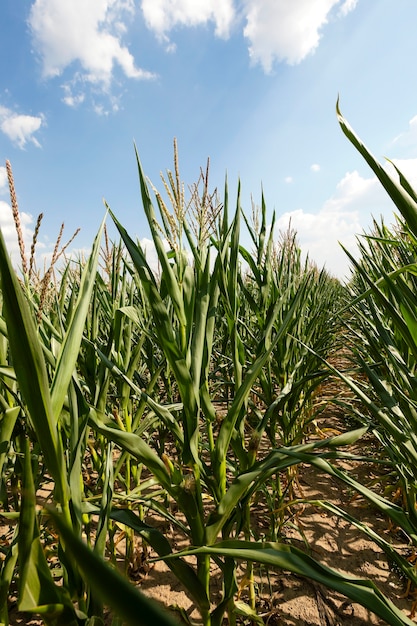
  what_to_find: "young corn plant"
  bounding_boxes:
[3,136,417,626]
[86,143,416,626]
[0,216,183,625]
[269,103,417,619]
[102,149,292,625]
[0,169,171,624]
[337,101,417,532]
[238,202,344,540]
[0,222,102,622]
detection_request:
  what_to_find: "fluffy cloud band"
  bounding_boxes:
[0,106,44,149]
[29,0,155,91]
[141,0,358,71]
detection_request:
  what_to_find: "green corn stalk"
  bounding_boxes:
[104,149,294,622]
[98,143,390,625]
[17,436,77,624]
[337,102,417,528]
[337,98,417,239]
[50,507,180,626]
[0,215,108,621]
[297,100,417,600]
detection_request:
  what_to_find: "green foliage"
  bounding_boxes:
[2,112,417,626]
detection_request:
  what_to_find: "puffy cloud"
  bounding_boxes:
[141,0,235,44]
[311,163,321,172]
[140,0,358,73]
[0,167,7,192]
[338,0,358,16]
[61,84,85,108]
[0,105,44,149]
[243,0,348,71]
[275,169,393,279]
[284,176,293,184]
[29,0,155,99]
[392,114,417,153]
[0,200,36,266]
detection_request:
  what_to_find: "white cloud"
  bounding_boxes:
[0,201,36,267]
[276,169,396,280]
[61,83,85,108]
[243,0,355,72]
[392,113,417,152]
[0,106,44,149]
[139,1,357,73]
[0,167,7,193]
[284,176,293,184]
[311,163,321,172]
[29,0,155,101]
[141,0,235,44]
[338,0,358,17]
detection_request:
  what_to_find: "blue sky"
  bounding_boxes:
[1,0,417,280]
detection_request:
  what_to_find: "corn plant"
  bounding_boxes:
[267,103,417,617]
[0,222,99,621]
[83,144,414,626]
[337,101,417,526]
[2,129,417,626]
[234,201,345,541]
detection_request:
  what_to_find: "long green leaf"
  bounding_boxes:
[0,526,18,626]
[109,209,199,464]
[310,499,417,587]
[0,406,19,478]
[18,438,75,623]
[133,146,187,330]
[337,99,417,238]
[50,213,106,419]
[214,277,310,474]
[88,408,171,489]
[109,508,210,611]
[0,230,68,508]
[50,509,179,626]
[171,540,415,626]
[206,428,367,543]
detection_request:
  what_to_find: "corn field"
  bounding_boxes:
[2,106,417,626]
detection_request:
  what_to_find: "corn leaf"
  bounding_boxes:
[0,406,19,478]
[337,99,417,238]
[50,509,179,626]
[171,541,415,626]
[18,438,75,623]
[109,508,210,611]
[0,230,68,508]
[50,214,106,419]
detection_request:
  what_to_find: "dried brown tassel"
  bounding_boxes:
[6,160,28,275]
